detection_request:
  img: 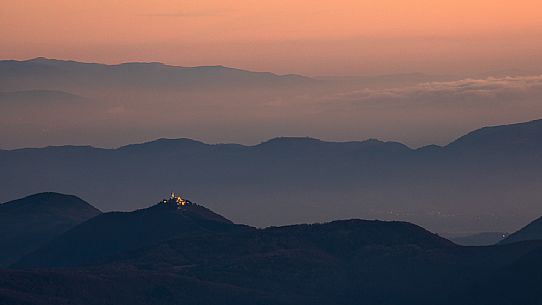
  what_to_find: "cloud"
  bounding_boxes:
[410,75,542,99]
[313,74,542,147]
[332,75,542,108]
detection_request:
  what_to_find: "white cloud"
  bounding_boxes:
[333,75,542,107]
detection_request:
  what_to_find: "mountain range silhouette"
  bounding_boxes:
[2,192,542,305]
[2,118,542,233]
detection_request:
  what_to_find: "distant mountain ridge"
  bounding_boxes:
[5,118,542,152]
[3,136,414,153]
[0,57,314,91]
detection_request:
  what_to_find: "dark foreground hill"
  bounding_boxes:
[0,192,101,267]
[15,197,251,268]
[456,244,542,305]
[3,218,542,305]
[92,226,542,305]
[3,194,542,304]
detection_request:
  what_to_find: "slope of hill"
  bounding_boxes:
[452,242,542,305]
[14,197,251,268]
[500,216,542,244]
[0,192,101,267]
[446,118,542,153]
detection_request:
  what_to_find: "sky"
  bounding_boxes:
[2,0,542,150]
[2,0,542,233]
[2,0,542,76]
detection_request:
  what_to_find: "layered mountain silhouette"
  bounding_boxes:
[3,193,542,305]
[500,216,542,244]
[2,119,542,233]
[0,192,101,267]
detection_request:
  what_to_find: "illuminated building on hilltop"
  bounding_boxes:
[160,192,193,208]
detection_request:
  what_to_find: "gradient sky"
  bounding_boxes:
[2,0,542,75]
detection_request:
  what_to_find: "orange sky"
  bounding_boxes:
[2,0,542,75]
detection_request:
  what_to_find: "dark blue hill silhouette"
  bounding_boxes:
[102,219,459,305]
[109,222,542,305]
[0,192,100,267]
[500,216,542,244]
[451,242,542,305]
[14,199,251,268]
[9,197,469,305]
[446,118,542,152]
[4,201,542,305]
